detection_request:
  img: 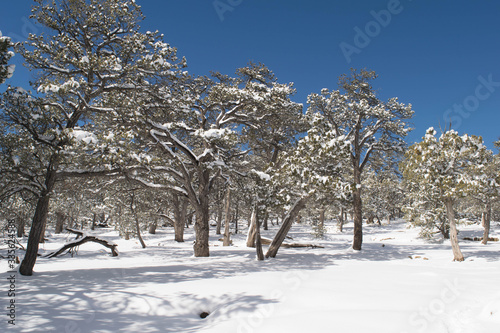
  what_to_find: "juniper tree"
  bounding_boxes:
[469,146,500,244]
[402,128,489,261]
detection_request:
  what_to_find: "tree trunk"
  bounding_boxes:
[254,208,265,261]
[148,221,157,234]
[172,194,187,242]
[246,208,257,248]
[17,218,25,238]
[130,194,146,249]
[263,211,269,231]
[266,196,309,258]
[20,160,58,276]
[352,167,363,251]
[234,201,239,234]
[481,203,491,245]
[223,187,232,246]
[91,212,96,231]
[193,169,210,257]
[216,198,223,235]
[186,211,193,228]
[39,216,47,243]
[134,215,146,248]
[445,198,464,261]
[338,207,344,233]
[319,208,325,229]
[55,211,65,234]
[439,220,450,239]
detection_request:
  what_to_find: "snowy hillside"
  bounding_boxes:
[2,219,500,333]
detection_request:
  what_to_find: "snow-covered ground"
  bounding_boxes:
[2,219,500,333]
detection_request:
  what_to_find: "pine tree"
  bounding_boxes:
[139,63,302,257]
[0,31,14,84]
[3,0,184,276]
[307,69,414,250]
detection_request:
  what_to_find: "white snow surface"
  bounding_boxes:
[70,129,97,144]
[2,220,500,332]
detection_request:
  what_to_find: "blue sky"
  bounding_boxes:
[2,0,499,149]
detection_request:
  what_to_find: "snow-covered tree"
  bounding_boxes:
[307,69,414,250]
[0,31,15,84]
[266,113,351,257]
[402,128,489,261]
[2,0,185,276]
[469,146,500,244]
[363,167,404,225]
[141,63,302,257]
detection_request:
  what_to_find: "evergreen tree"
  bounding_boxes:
[402,128,489,261]
[0,31,14,84]
[307,69,414,250]
[137,63,302,257]
[2,0,184,276]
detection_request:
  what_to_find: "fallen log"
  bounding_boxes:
[45,228,118,258]
[260,237,324,249]
[463,236,499,242]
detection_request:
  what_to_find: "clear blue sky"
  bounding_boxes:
[2,0,499,149]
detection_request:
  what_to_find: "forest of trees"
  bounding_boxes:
[1,0,499,276]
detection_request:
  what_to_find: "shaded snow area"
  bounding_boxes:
[2,220,500,332]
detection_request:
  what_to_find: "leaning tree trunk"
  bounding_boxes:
[20,160,58,276]
[266,196,309,258]
[481,202,491,245]
[193,169,210,257]
[223,186,232,246]
[352,167,363,251]
[130,194,146,249]
[134,215,146,248]
[246,208,257,248]
[445,198,464,261]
